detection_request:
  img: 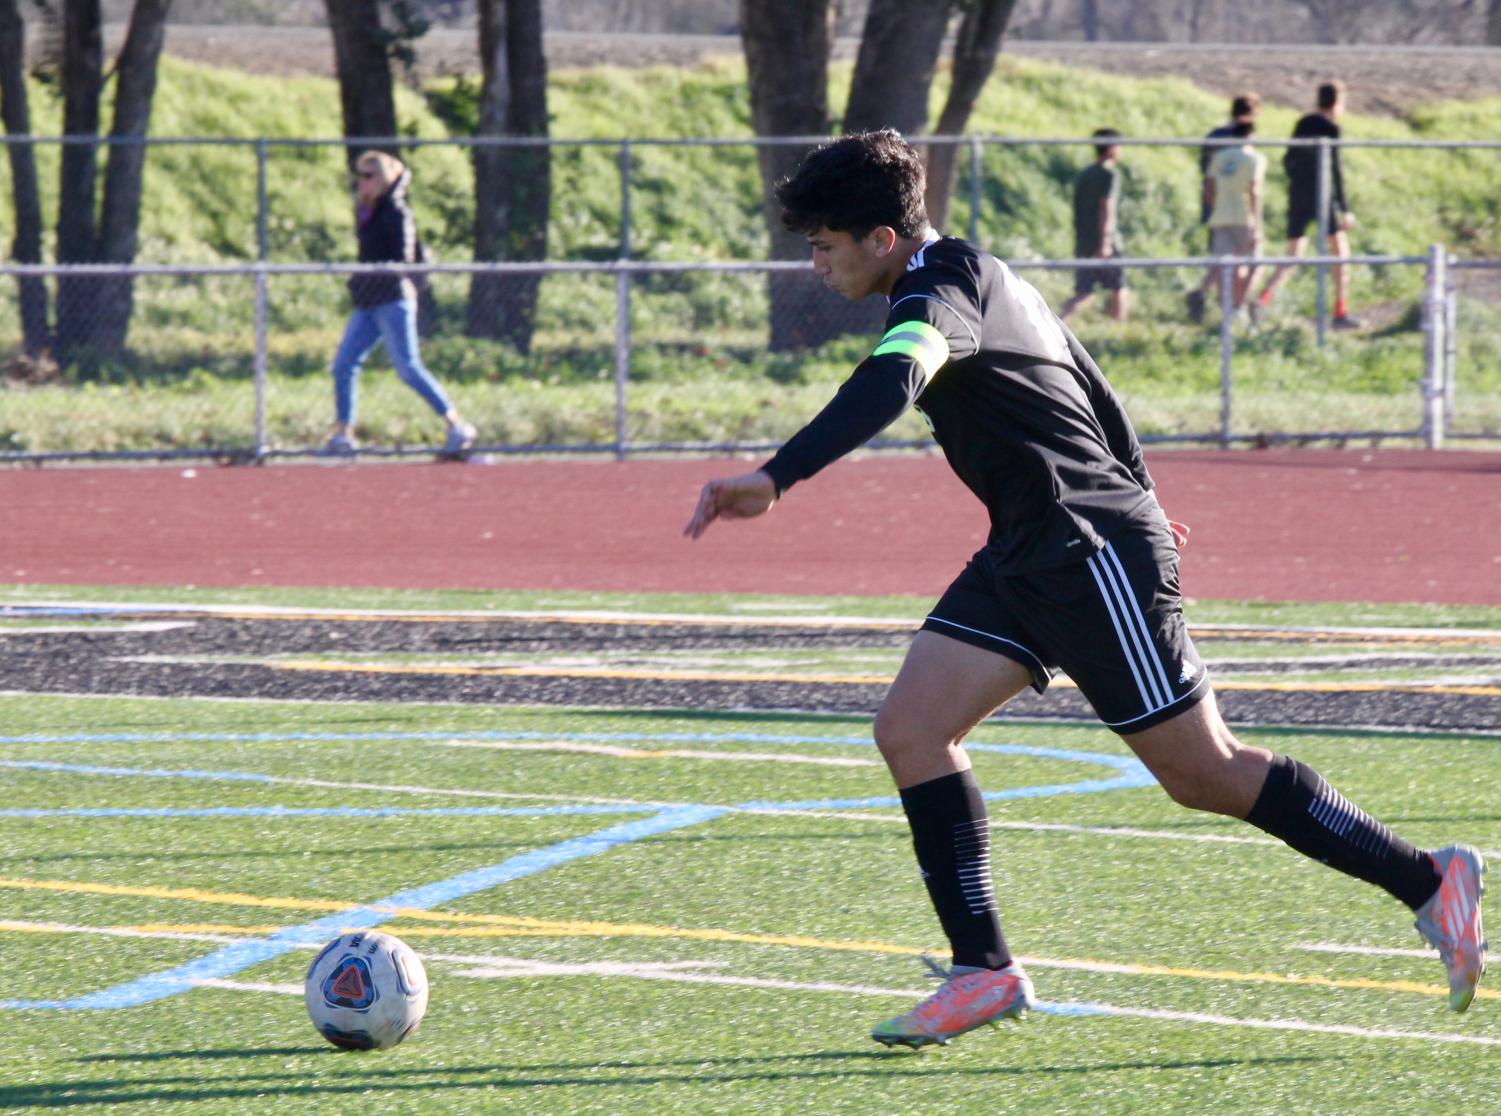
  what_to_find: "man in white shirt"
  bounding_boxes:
[1200,120,1265,320]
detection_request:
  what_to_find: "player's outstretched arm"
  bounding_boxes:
[683,469,778,540]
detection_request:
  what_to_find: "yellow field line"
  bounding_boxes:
[2,876,1487,1003]
[267,659,1501,698]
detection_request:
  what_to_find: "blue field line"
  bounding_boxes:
[0,803,725,1011]
[0,804,653,819]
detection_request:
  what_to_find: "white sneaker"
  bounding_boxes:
[440,422,477,460]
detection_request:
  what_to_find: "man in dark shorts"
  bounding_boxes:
[1059,129,1127,322]
[685,130,1484,1049]
[1256,81,1361,328]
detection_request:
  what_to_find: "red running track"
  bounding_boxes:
[1,450,1498,605]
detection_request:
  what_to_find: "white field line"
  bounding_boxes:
[193,978,303,995]
[1297,942,1439,959]
[3,687,1499,740]
[0,920,243,945]
[17,598,1501,642]
[432,738,876,767]
[0,622,197,635]
[13,920,1501,1046]
[186,944,1501,1049]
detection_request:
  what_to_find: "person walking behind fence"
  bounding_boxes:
[1197,120,1265,322]
[1187,93,1259,323]
[323,150,477,458]
[1255,81,1361,328]
[1059,129,1127,323]
[685,129,1484,1050]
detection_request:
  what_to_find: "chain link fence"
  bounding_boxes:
[1,133,1497,460]
[0,248,1468,461]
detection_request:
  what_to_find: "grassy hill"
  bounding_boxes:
[1,55,1498,453]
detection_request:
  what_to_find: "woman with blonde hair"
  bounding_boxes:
[323,149,476,457]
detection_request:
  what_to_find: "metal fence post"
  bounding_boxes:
[253,264,269,462]
[614,263,631,461]
[1444,261,1458,434]
[619,141,633,259]
[1218,260,1234,449]
[968,136,982,243]
[1422,243,1446,449]
[1315,138,1331,347]
[255,138,268,262]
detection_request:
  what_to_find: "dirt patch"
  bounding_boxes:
[69,27,1501,118]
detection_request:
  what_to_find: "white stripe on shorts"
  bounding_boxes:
[1085,542,1175,719]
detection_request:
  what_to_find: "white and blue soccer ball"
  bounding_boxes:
[304,930,429,1050]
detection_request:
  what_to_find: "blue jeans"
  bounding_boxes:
[331,298,452,425]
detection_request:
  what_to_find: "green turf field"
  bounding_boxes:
[3,589,1500,1113]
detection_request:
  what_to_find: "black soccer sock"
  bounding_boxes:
[1245,754,1440,910]
[899,769,1012,970]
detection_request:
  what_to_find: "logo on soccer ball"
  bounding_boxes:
[321,956,377,1011]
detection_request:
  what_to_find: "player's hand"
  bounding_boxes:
[1167,520,1191,549]
[684,470,778,540]
[1341,211,1356,231]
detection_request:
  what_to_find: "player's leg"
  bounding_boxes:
[870,633,1037,1047]
[870,562,1048,1047]
[327,307,381,451]
[1122,692,1484,1010]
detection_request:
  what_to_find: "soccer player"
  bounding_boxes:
[1255,81,1361,328]
[684,130,1484,1049]
[1058,129,1127,323]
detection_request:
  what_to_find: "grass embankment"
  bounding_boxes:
[1,56,1499,452]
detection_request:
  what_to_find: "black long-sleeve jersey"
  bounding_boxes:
[760,236,1160,575]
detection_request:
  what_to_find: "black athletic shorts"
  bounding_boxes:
[1074,264,1126,296]
[1286,189,1342,241]
[921,518,1209,733]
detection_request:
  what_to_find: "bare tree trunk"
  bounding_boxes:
[1081,0,1101,39]
[741,0,852,351]
[54,0,104,366]
[925,0,1017,234]
[94,0,174,355]
[842,0,951,137]
[0,0,50,356]
[1488,0,1501,42]
[467,0,550,353]
[324,0,398,172]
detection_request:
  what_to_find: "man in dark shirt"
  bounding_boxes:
[1187,92,1260,323]
[1256,81,1361,328]
[1059,128,1127,322]
[684,129,1483,1049]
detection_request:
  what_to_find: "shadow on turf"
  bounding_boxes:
[10,1051,1331,1106]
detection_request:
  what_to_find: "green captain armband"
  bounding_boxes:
[870,320,950,380]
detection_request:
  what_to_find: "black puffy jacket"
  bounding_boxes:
[348,168,418,308]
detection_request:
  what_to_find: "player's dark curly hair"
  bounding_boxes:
[775,129,928,240]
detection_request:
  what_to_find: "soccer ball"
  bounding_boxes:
[304,930,429,1050]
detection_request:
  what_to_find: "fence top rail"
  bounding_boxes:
[0,253,1435,278]
[3,133,1501,152]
